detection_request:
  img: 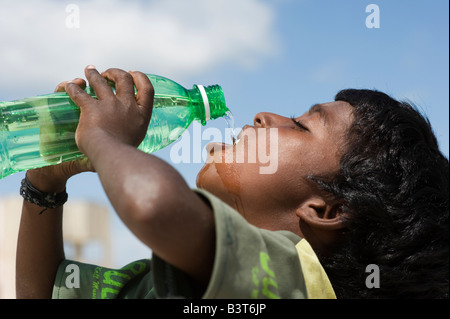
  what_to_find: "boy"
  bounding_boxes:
[16,66,448,299]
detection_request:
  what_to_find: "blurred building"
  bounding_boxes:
[0,196,112,298]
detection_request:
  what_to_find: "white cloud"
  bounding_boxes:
[0,0,279,97]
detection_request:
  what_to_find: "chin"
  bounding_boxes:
[195,162,217,192]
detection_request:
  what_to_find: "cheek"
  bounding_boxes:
[233,128,281,175]
[279,135,339,178]
[303,145,341,176]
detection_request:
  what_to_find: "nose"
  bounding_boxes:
[254,112,281,128]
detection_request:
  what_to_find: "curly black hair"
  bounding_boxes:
[314,89,449,298]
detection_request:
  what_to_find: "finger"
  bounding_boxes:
[71,157,96,173]
[84,65,114,100]
[54,78,86,93]
[129,71,154,112]
[57,157,95,180]
[54,81,68,93]
[101,68,135,100]
[65,81,95,109]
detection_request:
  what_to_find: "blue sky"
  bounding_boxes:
[1,0,448,267]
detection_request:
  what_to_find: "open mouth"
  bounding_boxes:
[235,124,252,143]
[205,124,253,156]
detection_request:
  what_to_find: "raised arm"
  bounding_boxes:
[65,66,215,287]
[16,78,94,298]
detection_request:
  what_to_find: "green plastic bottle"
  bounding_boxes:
[0,74,229,180]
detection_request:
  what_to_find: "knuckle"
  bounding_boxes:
[119,71,133,82]
[102,68,113,74]
[141,86,155,98]
[105,68,131,80]
[54,82,67,92]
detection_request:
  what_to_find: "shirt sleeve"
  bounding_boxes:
[52,259,154,299]
[152,188,308,299]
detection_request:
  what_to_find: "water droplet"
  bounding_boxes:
[224,110,239,145]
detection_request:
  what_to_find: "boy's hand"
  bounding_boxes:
[26,78,95,193]
[65,66,154,156]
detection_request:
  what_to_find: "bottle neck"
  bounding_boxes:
[191,84,229,125]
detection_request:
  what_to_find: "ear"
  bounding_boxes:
[296,197,344,231]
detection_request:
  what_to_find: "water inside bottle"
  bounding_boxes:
[224,111,239,145]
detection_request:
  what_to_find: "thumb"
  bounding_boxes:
[62,157,96,177]
[73,157,96,173]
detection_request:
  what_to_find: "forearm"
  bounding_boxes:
[85,132,215,285]
[16,170,68,298]
[86,132,196,236]
[16,200,65,299]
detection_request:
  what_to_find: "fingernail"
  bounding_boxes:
[87,65,96,70]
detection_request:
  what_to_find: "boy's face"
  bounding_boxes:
[196,101,354,235]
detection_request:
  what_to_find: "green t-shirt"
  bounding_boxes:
[52,188,336,299]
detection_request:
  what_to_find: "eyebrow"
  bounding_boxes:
[308,104,329,125]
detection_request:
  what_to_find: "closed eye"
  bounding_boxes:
[290,116,309,132]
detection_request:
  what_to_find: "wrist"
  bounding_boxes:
[26,169,68,193]
[20,174,68,212]
[78,129,126,163]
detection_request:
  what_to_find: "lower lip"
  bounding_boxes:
[205,125,251,155]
